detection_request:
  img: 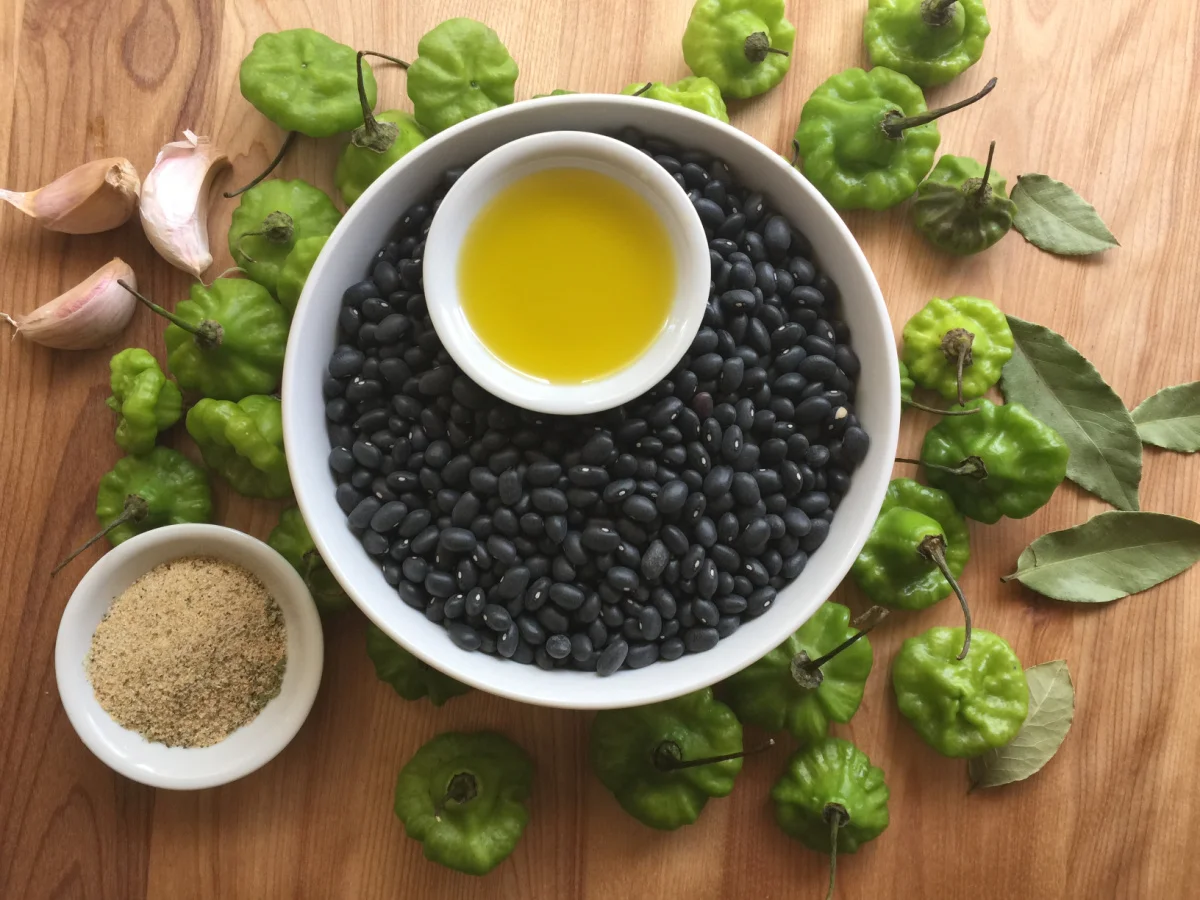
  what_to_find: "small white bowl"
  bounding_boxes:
[424,131,710,415]
[55,524,324,789]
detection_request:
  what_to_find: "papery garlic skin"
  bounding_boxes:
[0,259,137,349]
[140,131,230,277]
[0,158,140,234]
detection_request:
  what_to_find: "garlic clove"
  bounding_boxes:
[1,258,137,349]
[0,158,140,234]
[139,130,231,277]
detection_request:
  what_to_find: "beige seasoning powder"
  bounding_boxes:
[86,555,288,748]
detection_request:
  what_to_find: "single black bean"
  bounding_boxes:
[483,604,513,632]
[703,465,734,498]
[447,622,482,651]
[683,627,720,653]
[623,494,658,523]
[582,523,621,553]
[626,642,660,669]
[597,639,629,676]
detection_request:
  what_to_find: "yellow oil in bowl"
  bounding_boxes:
[459,167,675,383]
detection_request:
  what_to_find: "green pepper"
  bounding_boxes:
[228,179,341,298]
[901,294,1012,405]
[532,89,575,98]
[365,621,469,704]
[912,142,1016,256]
[106,348,182,454]
[621,77,730,123]
[892,626,1028,757]
[276,236,328,319]
[394,731,533,875]
[268,506,351,614]
[335,112,426,207]
[406,18,519,136]
[920,398,1070,523]
[852,478,973,657]
[864,0,991,87]
[186,395,291,499]
[54,447,212,573]
[772,737,889,900]
[722,601,880,744]
[793,67,995,211]
[591,688,749,830]
[899,360,979,416]
[681,0,795,100]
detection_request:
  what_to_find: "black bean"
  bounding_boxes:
[623,494,658,523]
[597,639,629,676]
[425,571,455,598]
[582,523,621,553]
[842,426,870,467]
[447,622,482,651]
[693,197,725,229]
[483,604,513,632]
[684,627,720,653]
[703,465,734,498]
[626,642,660,669]
[549,582,586,611]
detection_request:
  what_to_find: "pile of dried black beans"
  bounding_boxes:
[323,129,869,676]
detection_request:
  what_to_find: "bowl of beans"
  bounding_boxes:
[282,94,899,709]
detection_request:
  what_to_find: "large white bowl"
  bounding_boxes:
[283,94,899,710]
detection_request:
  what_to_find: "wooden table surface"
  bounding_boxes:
[2,1,1198,897]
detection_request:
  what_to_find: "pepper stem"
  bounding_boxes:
[652,738,775,771]
[823,802,850,900]
[743,31,790,64]
[632,82,654,97]
[976,140,996,202]
[52,494,149,575]
[940,327,975,407]
[790,138,801,168]
[919,534,972,659]
[433,772,478,821]
[881,77,997,139]
[350,51,409,153]
[234,211,295,263]
[921,0,959,26]
[790,606,889,690]
[223,130,298,199]
[118,280,223,349]
[903,398,981,416]
[894,456,988,480]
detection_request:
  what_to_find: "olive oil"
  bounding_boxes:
[459,167,675,382]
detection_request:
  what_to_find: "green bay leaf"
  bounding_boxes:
[1002,511,1200,602]
[1131,382,1200,452]
[1010,174,1119,256]
[1001,316,1142,510]
[968,660,1074,790]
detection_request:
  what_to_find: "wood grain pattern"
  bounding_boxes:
[2,1,1198,897]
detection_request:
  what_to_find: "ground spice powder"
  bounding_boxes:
[86,555,288,748]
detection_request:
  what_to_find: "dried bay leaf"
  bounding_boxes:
[1010,174,1118,256]
[968,660,1074,790]
[1132,382,1200,452]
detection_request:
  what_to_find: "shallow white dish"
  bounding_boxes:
[55,524,324,789]
[284,94,899,710]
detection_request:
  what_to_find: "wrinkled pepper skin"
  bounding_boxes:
[275,236,329,319]
[407,18,519,135]
[892,626,1028,757]
[95,447,212,545]
[852,478,969,609]
[682,0,796,100]
[793,66,939,211]
[164,277,288,401]
[921,398,1070,523]
[394,731,533,875]
[186,395,292,499]
[864,0,990,87]
[365,622,469,704]
[268,506,351,614]
[621,77,730,123]
[898,359,918,407]
[723,602,872,743]
[902,295,1013,401]
[229,179,341,298]
[771,737,889,852]
[913,153,1016,255]
[239,29,376,137]
[590,688,742,830]
[335,112,428,207]
[106,348,182,454]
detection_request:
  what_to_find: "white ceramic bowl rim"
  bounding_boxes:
[284,94,899,710]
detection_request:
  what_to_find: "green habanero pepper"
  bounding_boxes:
[864,0,991,87]
[772,737,889,900]
[621,77,730,123]
[365,622,469,705]
[229,179,341,298]
[899,360,979,416]
[852,477,973,657]
[268,506,351,614]
[892,626,1028,757]
[276,236,328,319]
[121,278,288,401]
[682,0,795,100]
[106,348,182,454]
[54,447,212,573]
[723,602,883,744]
[902,294,1013,405]
[591,688,758,830]
[912,141,1017,256]
[407,18,519,136]
[920,398,1070,524]
[793,67,996,211]
[186,395,292,499]
[394,731,533,876]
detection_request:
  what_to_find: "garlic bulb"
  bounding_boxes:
[1,259,137,349]
[139,130,230,276]
[0,159,140,234]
